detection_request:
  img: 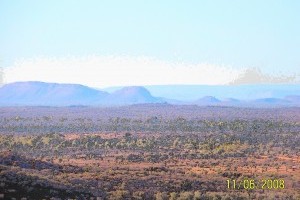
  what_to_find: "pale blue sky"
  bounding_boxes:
[1,0,299,86]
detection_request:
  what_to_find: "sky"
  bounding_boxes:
[0,0,299,87]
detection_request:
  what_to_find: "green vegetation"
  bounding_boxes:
[0,106,299,199]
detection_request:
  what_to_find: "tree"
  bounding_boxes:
[155,192,168,200]
[194,191,201,200]
[177,191,193,200]
[169,192,177,200]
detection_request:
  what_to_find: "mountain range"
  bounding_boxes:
[104,84,300,101]
[0,81,299,107]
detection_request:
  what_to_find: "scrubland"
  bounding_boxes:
[0,105,299,199]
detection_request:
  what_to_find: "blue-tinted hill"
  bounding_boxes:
[0,82,299,107]
[104,86,165,105]
[0,82,163,106]
[0,81,109,106]
[134,84,300,101]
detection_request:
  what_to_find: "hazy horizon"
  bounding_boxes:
[1,81,299,105]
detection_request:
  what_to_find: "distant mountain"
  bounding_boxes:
[0,81,109,106]
[0,82,299,107]
[188,95,299,107]
[0,82,163,106]
[252,98,290,104]
[222,98,240,103]
[104,86,164,105]
[193,96,221,105]
[108,84,300,101]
